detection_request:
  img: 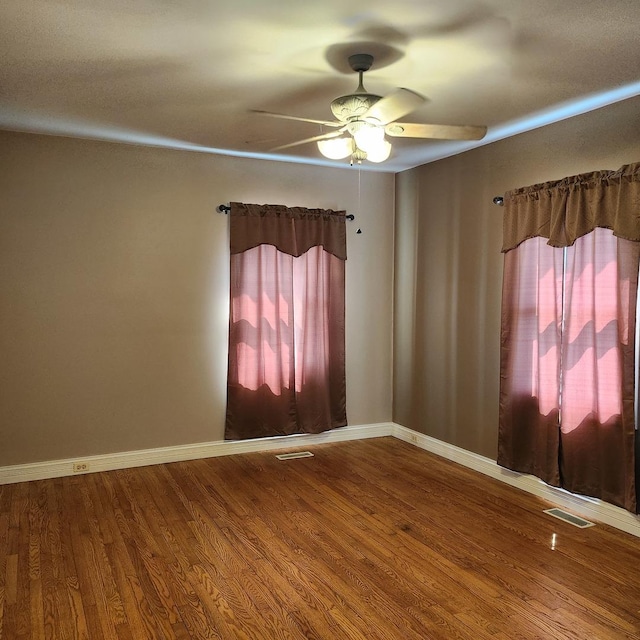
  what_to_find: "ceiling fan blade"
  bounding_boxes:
[271,130,347,151]
[363,88,426,125]
[385,122,487,140]
[251,110,342,128]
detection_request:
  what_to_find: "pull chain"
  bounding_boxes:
[356,168,362,234]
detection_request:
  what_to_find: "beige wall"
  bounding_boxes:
[394,95,640,459]
[0,132,395,465]
[4,95,639,468]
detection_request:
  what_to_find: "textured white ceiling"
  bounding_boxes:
[1,0,639,172]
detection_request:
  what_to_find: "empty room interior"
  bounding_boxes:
[1,1,640,638]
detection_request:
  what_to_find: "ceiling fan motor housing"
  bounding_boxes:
[330,93,382,122]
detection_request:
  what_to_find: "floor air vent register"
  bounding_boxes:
[544,508,595,528]
[275,451,315,461]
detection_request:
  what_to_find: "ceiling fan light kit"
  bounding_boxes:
[256,52,487,165]
[319,118,390,163]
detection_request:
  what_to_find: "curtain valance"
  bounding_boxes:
[230,202,347,260]
[502,162,640,253]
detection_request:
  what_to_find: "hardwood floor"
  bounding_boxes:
[1,437,639,639]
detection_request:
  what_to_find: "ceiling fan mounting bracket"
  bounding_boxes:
[348,53,374,73]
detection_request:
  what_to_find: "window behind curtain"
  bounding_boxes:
[225,202,347,441]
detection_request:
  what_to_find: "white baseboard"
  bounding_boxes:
[0,422,393,485]
[2,421,638,538]
[393,424,640,539]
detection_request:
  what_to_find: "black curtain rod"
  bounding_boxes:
[221,200,502,212]
[217,204,355,220]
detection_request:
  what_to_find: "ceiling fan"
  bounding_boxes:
[254,53,487,164]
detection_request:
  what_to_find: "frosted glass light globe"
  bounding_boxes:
[317,137,354,159]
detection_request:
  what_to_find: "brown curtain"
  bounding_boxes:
[499,164,640,513]
[229,202,347,259]
[502,162,640,252]
[560,230,639,509]
[499,237,564,488]
[225,202,347,440]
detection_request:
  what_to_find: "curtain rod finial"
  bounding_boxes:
[493,196,504,206]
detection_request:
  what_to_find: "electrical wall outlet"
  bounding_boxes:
[409,434,418,444]
[73,462,90,473]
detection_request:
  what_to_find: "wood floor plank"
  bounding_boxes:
[259,452,503,637]
[171,465,329,639]
[216,456,500,637]
[2,437,640,639]
[198,457,416,639]
[293,475,503,638]
[103,477,179,637]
